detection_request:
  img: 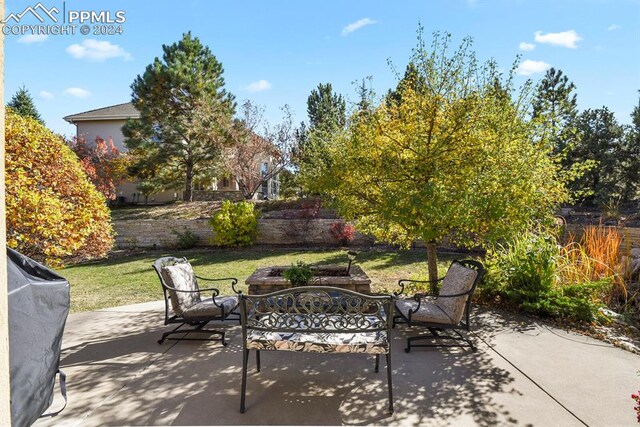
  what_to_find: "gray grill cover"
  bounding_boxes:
[8,247,70,426]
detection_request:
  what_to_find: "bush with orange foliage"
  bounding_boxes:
[68,135,128,202]
[6,109,114,266]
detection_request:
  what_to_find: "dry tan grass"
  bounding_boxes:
[556,225,627,304]
[111,201,222,221]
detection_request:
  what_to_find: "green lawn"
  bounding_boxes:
[59,248,458,313]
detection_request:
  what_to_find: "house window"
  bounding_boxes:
[270,174,280,198]
[261,163,269,198]
[222,176,230,188]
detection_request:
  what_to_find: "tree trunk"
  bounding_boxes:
[426,241,439,283]
[184,163,193,202]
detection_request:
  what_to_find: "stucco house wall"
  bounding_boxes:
[64,103,180,203]
[75,119,129,152]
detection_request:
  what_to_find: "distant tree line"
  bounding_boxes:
[289,66,640,210]
[532,68,640,207]
[8,32,639,210]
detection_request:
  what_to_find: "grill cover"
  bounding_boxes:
[7,247,70,426]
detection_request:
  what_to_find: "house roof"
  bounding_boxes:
[63,102,140,123]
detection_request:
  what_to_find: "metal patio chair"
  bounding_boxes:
[393,259,484,352]
[153,256,241,345]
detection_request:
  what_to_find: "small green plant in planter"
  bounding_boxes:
[283,261,314,287]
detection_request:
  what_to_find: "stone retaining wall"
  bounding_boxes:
[113,218,373,249]
[113,218,640,250]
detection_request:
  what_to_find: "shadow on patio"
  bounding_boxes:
[35,302,634,426]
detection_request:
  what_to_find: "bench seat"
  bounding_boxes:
[247,312,388,354]
[239,287,394,414]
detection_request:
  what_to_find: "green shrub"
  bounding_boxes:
[482,231,558,299]
[283,261,314,286]
[480,230,605,322]
[519,280,609,322]
[172,228,200,249]
[210,200,259,247]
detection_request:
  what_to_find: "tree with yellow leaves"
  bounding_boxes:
[323,30,567,281]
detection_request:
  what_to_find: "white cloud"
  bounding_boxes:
[341,18,377,36]
[17,34,48,44]
[66,39,132,61]
[534,30,582,48]
[519,42,536,51]
[607,24,620,31]
[243,80,271,93]
[39,90,54,100]
[516,59,551,76]
[63,87,91,99]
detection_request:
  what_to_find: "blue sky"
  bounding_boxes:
[5,0,640,137]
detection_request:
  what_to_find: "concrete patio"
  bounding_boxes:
[35,301,638,426]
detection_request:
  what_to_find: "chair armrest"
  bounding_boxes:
[412,292,437,301]
[195,276,241,294]
[195,276,241,312]
[162,284,220,295]
[394,277,443,296]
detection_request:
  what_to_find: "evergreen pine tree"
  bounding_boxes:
[123,32,235,202]
[386,62,426,107]
[306,83,346,131]
[620,91,640,203]
[7,86,44,124]
[297,83,346,194]
[532,68,579,156]
[572,107,624,205]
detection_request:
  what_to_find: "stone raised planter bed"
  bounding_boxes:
[245,265,372,295]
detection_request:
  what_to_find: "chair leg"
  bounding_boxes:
[392,314,406,329]
[160,326,227,345]
[240,348,249,413]
[256,350,261,373]
[374,354,379,373]
[405,328,475,352]
[158,323,185,344]
[386,352,393,414]
[454,329,477,352]
[405,335,424,353]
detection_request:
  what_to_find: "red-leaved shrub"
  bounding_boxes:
[330,220,355,246]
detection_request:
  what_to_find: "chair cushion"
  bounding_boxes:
[435,262,478,324]
[182,295,238,320]
[160,263,201,316]
[246,314,389,354]
[395,299,454,324]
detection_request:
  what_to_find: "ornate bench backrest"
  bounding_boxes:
[240,286,393,335]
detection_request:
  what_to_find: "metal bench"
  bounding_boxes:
[238,286,394,414]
